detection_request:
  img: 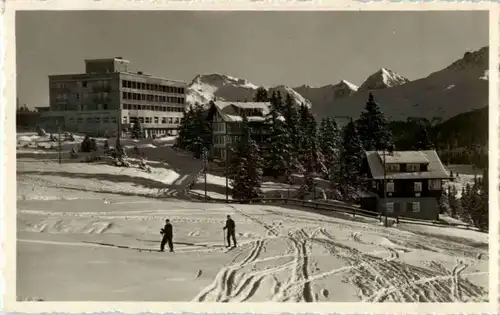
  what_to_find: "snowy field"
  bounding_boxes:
[16,133,489,302]
[444,164,484,198]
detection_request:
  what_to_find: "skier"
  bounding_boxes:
[160,219,174,252]
[223,215,237,247]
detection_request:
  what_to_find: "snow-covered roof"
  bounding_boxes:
[365,150,450,180]
[376,151,429,164]
[212,100,280,123]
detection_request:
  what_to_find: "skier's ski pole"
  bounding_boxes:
[223,229,226,247]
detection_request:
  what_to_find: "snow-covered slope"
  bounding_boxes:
[358,68,410,91]
[314,46,488,121]
[17,153,488,302]
[186,74,312,108]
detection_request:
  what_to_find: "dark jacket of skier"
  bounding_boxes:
[223,215,237,247]
[161,219,174,252]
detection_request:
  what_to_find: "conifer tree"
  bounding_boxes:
[254,87,269,102]
[413,123,433,150]
[176,106,196,149]
[131,119,144,139]
[264,106,295,179]
[283,93,301,169]
[438,189,451,215]
[275,90,284,113]
[319,117,341,176]
[230,114,264,200]
[335,121,364,200]
[356,92,393,151]
[447,185,461,219]
[175,104,211,158]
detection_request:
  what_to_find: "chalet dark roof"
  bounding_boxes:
[365,150,450,180]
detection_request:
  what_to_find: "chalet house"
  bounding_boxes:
[360,150,451,221]
[206,100,277,162]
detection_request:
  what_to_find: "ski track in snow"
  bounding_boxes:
[16,148,488,302]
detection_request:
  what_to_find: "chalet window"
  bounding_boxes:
[386,202,394,213]
[161,117,167,124]
[386,164,400,172]
[386,181,395,193]
[372,181,377,189]
[414,181,422,192]
[412,202,420,213]
[407,164,420,172]
[429,179,442,190]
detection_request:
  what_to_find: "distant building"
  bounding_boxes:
[16,105,41,131]
[206,100,274,161]
[42,57,187,137]
[360,150,451,221]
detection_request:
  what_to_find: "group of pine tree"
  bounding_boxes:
[174,88,488,231]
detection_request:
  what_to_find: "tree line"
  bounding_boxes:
[174,88,488,230]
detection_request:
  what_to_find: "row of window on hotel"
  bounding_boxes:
[66,116,180,125]
[122,92,185,104]
[67,116,117,124]
[121,80,185,94]
[53,80,185,94]
[122,103,184,112]
[125,116,180,125]
[377,179,442,193]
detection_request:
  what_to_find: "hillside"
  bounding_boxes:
[293,80,358,113]
[313,46,488,121]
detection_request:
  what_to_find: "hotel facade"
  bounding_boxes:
[42,57,188,137]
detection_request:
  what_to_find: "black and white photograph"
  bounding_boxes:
[10,9,492,305]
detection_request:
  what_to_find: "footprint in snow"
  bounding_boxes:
[196,269,203,279]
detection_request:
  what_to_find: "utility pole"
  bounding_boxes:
[383,148,388,227]
[58,122,62,164]
[225,122,229,202]
[116,108,122,155]
[202,147,208,201]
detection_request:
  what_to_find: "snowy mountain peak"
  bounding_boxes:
[269,85,312,107]
[358,68,410,92]
[191,73,258,89]
[338,79,359,92]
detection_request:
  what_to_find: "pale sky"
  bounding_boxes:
[16,10,488,106]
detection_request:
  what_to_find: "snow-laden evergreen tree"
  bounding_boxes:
[254,87,269,102]
[264,106,296,179]
[447,185,461,219]
[319,117,341,176]
[175,104,211,158]
[131,119,144,139]
[356,92,393,151]
[413,123,433,150]
[275,90,284,113]
[438,189,451,215]
[479,167,489,230]
[175,105,196,149]
[283,93,301,158]
[335,121,364,200]
[461,172,488,231]
[297,104,326,175]
[230,114,264,200]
